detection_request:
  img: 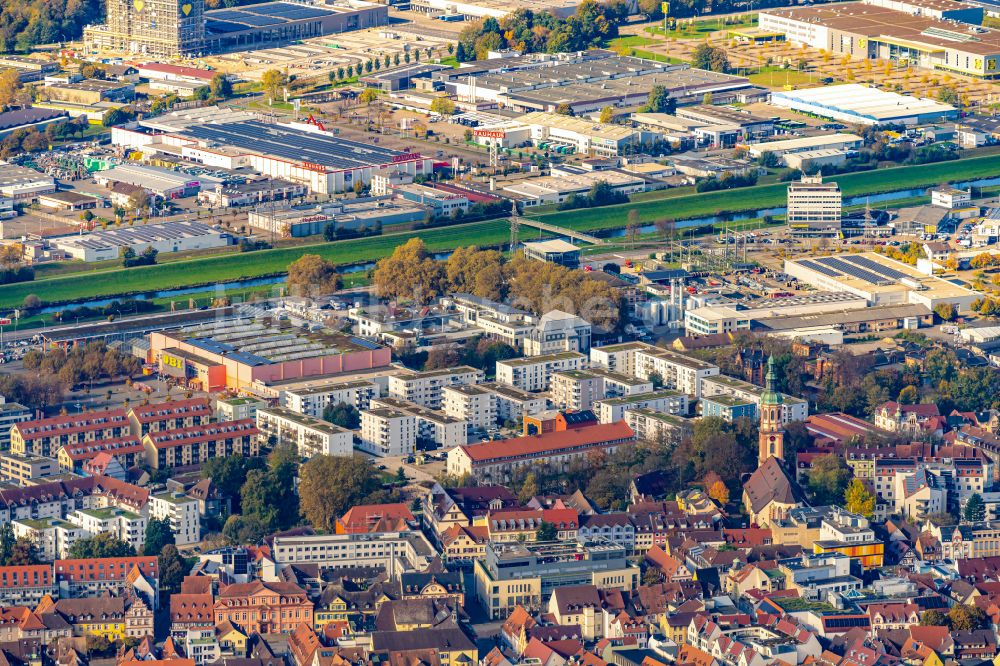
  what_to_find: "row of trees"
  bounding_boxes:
[22,341,142,391]
[204,448,399,543]
[557,181,629,211]
[456,2,629,61]
[372,240,624,329]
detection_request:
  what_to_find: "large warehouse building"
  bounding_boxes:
[149,319,391,391]
[770,85,958,126]
[84,0,386,56]
[759,0,1000,77]
[784,252,980,313]
[435,53,752,115]
[50,220,229,262]
[112,107,433,194]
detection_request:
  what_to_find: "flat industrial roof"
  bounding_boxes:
[771,85,956,123]
[180,120,421,172]
[51,220,222,251]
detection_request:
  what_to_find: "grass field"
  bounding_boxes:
[0,221,511,310]
[5,155,1000,310]
[646,16,756,39]
[527,154,1000,230]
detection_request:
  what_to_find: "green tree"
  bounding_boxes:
[158,544,188,593]
[599,106,615,123]
[934,303,956,321]
[844,478,875,517]
[807,454,851,505]
[691,43,729,72]
[67,533,135,559]
[209,73,233,99]
[240,445,299,531]
[261,69,286,101]
[518,472,540,504]
[7,538,38,566]
[222,514,269,545]
[430,97,457,115]
[897,385,919,404]
[920,609,947,626]
[0,523,14,565]
[298,454,389,531]
[964,493,986,523]
[639,85,676,114]
[201,455,265,513]
[143,517,175,556]
[948,604,987,631]
[536,520,558,541]
[322,402,361,429]
[286,254,342,297]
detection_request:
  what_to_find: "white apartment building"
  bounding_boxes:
[594,390,689,424]
[590,342,655,378]
[388,366,484,409]
[550,370,605,412]
[787,174,842,231]
[684,305,752,337]
[700,375,809,423]
[68,507,146,554]
[442,384,497,432]
[359,408,417,457]
[215,396,266,422]
[625,408,693,443]
[283,379,380,418]
[633,347,719,398]
[12,518,83,561]
[496,352,588,392]
[149,492,201,546]
[481,382,547,426]
[597,370,654,398]
[270,531,437,577]
[256,407,354,458]
[523,310,592,356]
[369,397,467,449]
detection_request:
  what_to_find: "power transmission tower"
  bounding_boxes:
[509,217,520,254]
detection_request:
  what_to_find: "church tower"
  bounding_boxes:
[758,356,785,467]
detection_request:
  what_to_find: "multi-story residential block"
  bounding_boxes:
[150,492,201,546]
[48,596,135,641]
[69,507,147,553]
[577,514,635,553]
[594,390,689,424]
[214,580,313,635]
[142,420,259,470]
[523,310,591,356]
[255,407,353,458]
[270,531,437,575]
[700,375,808,423]
[388,366,483,409]
[215,396,267,422]
[0,475,148,526]
[11,409,130,458]
[550,370,605,412]
[0,565,56,605]
[358,408,416,458]
[874,457,991,519]
[127,397,212,435]
[481,383,547,426]
[589,342,650,377]
[55,556,158,608]
[594,369,653,398]
[0,401,32,449]
[928,521,1000,560]
[633,347,719,398]
[474,539,640,619]
[369,397,467,449]
[496,352,588,392]
[283,379,380,418]
[625,409,694,444]
[449,293,535,348]
[447,421,635,483]
[873,401,943,438]
[56,436,145,473]
[183,626,222,665]
[440,524,489,566]
[701,394,758,422]
[0,451,58,485]
[13,518,83,560]
[442,384,497,431]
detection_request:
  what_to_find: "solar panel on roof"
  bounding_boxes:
[817,256,893,286]
[350,337,381,351]
[839,254,908,281]
[205,20,246,32]
[797,259,840,277]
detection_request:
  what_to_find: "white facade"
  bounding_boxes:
[632,348,719,398]
[481,382,547,426]
[496,352,588,392]
[594,390,689,424]
[388,366,484,409]
[256,407,354,458]
[369,397,467,449]
[359,408,416,457]
[700,375,809,423]
[270,531,436,576]
[523,310,592,356]
[787,175,842,230]
[149,492,201,546]
[68,508,146,553]
[283,380,380,418]
[215,397,266,422]
[442,384,497,431]
[12,518,82,561]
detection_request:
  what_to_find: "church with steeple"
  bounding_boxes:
[742,356,807,527]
